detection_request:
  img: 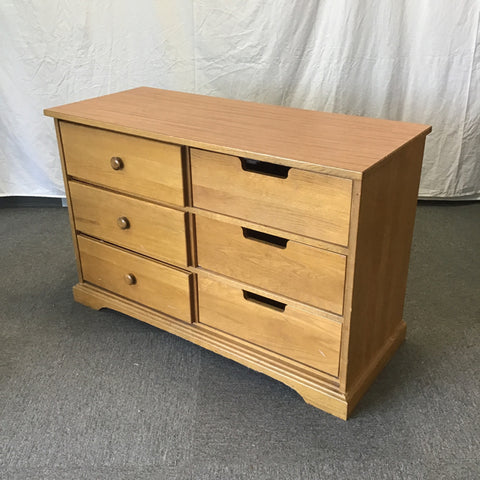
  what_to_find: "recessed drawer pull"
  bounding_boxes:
[124,273,136,285]
[241,227,288,248]
[117,216,130,230]
[110,156,124,170]
[240,157,290,179]
[242,290,286,312]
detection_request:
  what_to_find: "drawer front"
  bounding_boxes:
[60,122,184,205]
[78,236,192,322]
[196,215,346,314]
[198,276,342,376]
[70,181,188,266]
[191,149,352,246]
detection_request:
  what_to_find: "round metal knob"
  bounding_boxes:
[117,216,130,229]
[110,156,124,170]
[124,273,136,285]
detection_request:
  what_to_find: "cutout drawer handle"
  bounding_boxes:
[242,227,288,248]
[117,216,130,230]
[124,273,136,285]
[110,156,124,170]
[240,157,290,179]
[243,290,286,312]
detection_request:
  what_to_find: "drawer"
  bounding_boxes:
[60,122,184,205]
[198,275,342,376]
[191,149,352,246]
[78,236,192,322]
[70,181,188,266]
[196,215,346,314]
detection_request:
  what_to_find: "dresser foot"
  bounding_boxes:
[295,385,349,420]
[73,283,107,310]
[295,321,407,420]
[344,321,407,416]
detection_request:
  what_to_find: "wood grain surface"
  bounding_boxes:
[45,87,431,176]
[195,215,346,314]
[197,275,342,377]
[54,119,84,282]
[78,235,192,323]
[60,121,184,205]
[344,138,426,390]
[191,148,352,246]
[69,181,188,266]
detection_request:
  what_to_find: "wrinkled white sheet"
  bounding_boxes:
[1,0,479,199]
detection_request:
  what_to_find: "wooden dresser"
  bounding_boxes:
[44,87,431,419]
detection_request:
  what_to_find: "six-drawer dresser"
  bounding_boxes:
[44,87,431,419]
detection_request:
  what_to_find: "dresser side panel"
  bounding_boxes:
[338,178,362,391]
[345,136,427,392]
[54,119,83,282]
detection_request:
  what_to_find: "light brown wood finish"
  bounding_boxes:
[191,149,352,246]
[45,87,431,177]
[191,268,343,323]
[69,181,188,266]
[345,321,406,416]
[78,236,192,323]
[337,178,362,389]
[197,275,342,377]
[54,119,83,282]
[60,121,184,205]
[343,138,427,392]
[195,215,346,314]
[187,207,349,255]
[45,87,431,419]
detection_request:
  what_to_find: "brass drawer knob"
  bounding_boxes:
[117,216,130,229]
[124,273,136,285]
[110,156,124,170]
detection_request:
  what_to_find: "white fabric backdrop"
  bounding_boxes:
[1,0,479,199]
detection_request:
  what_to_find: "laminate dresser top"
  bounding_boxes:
[44,87,431,178]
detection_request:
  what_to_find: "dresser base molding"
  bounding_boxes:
[73,282,351,419]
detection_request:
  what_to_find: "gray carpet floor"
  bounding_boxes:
[1,203,479,480]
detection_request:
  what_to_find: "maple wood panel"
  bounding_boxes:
[60,121,184,205]
[344,137,426,394]
[78,236,192,323]
[195,215,346,314]
[191,148,352,246]
[69,181,188,266]
[198,275,342,377]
